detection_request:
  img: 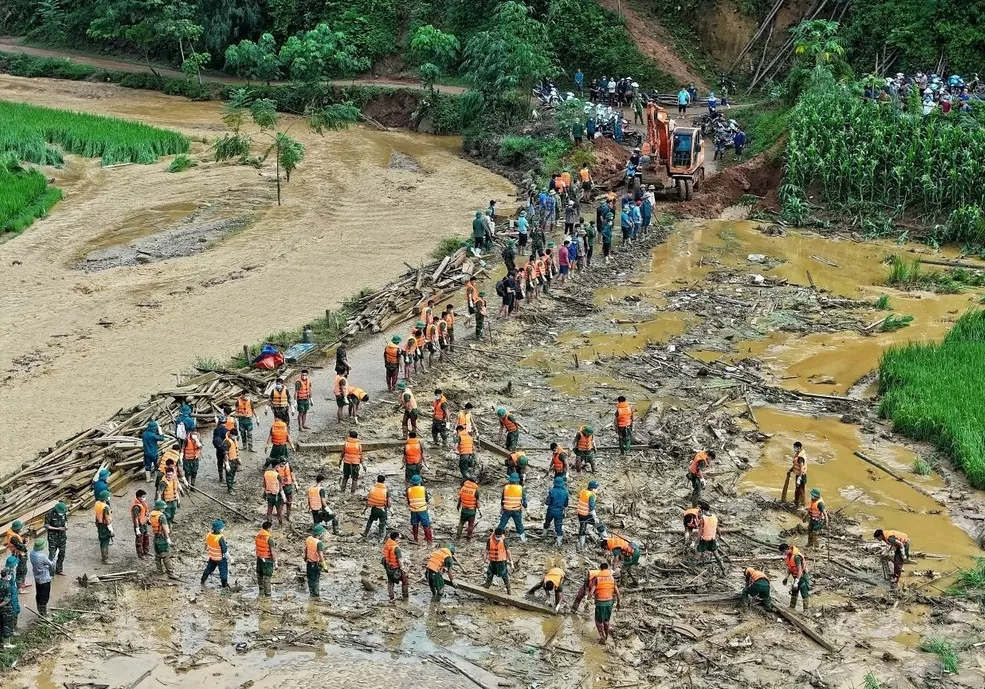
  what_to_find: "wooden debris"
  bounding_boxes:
[853,451,944,505]
[454,580,555,615]
[771,605,835,652]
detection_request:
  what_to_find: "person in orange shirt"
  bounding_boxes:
[383,336,401,392]
[614,396,635,456]
[590,562,621,642]
[443,305,456,353]
[333,373,349,423]
[295,369,313,431]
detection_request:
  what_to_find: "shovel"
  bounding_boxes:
[781,470,791,503]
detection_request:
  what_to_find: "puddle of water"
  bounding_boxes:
[741,408,982,576]
[79,201,201,254]
[895,603,932,648]
[559,312,695,360]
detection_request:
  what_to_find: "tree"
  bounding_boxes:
[224,33,282,84]
[792,20,846,68]
[278,23,370,84]
[87,0,167,74]
[409,25,459,92]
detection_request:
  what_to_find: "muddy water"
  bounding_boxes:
[741,408,981,577]
[0,75,512,470]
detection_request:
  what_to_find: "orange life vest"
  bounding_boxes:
[270,420,289,446]
[297,377,312,400]
[226,434,239,461]
[456,410,471,431]
[474,297,486,315]
[882,530,909,546]
[457,431,474,455]
[792,451,806,476]
[544,567,565,588]
[131,498,148,525]
[432,396,448,420]
[551,448,567,473]
[305,535,322,563]
[784,546,804,576]
[605,535,635,555]
[270,387,288,407]
[808,497,824,520]
[746,568,768,583]
[263,469,280,495]
[404,437,423,465]
[561,171,571,188]
[594,571,615,601]
[700,513,718,541]
[683,507,700,527]
[501,414,519,432]
[502,484,523,511]
[223,417,235,431]
[689,451,709,476]
[487,534,508,562]
[577,489,595,516]
[459,481,478,509]
[426,323,437,343]
[384,343,400,365]
[615,401,633,428]
[576,428,594,451]
[404,335,418,354]
[382,538,401,569]
[348,386,366,401]
[93,501,110,525]
[205,532,223,560]
[161,476,179,501]
[579,167,591,182]
[5,530,22,553]
[183,434,201,459]
[158,447,179,473]
[255,529,272,559]
[342,438,362,464]
[427,547,453,573]
[407,485,427,512]
[402,392,418,411]
[367,482,388,508]
[307,485,324,510]
[236,397,253,416]
[149,510,166,535]
[465,283,477,305]
[333,375,346,397]
[444,312,455,327]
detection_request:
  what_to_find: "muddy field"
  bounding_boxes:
[0,74,512,470]
[8,207,985,689]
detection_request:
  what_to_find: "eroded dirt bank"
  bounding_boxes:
[0,74,512,471]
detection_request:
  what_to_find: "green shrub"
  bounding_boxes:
[880,314,913,331]
[4,53,95,80]
[873,294,891,310]
[431,236,467,260]
[167,154,197,172]
[917,637,959,673]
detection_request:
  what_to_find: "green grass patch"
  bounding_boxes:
[0,100,189,166]
[860,672,882,689]
[880,314,913,332]
[0,609,80,670]
[873,294,891,310]
[431,236,467,261]
[884,255,985,293]
[949,558,985,600]
[880,310,985,487]
[734,105,791,162]
[167,154,197,173]
[912,455,933,475]
[0,158,63,235]
[917,637,959,673]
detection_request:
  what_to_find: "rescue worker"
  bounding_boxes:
[384,336,401,392]
[340,430,363,494]
[571,566,599,612]
[44,502,68,575]
[397,382,419,439]
[160,461,181,523]
[381,531,409,601]
[156,444,183,501]
[407,475,434,545]
[696,501,725,573]
[333,372,348,423]
[544,477,569,546]
[688,449,715,506]
[436,317,450,360]
[401,330,418,381]
[806,487,828,548]
[5,522,28,590]
[212,417,230,483]
[573,425,596,473]
[456,424,476,478]
[527,567,566,611]
[499,473,527,541]
[444,305,456,352]
[425,544,456,600]
[301,475,335,533]
[335,338,352,377]
[93,468,110,500]
[874,529,910,588]
[590,562,620,642]
[474,291,488,340]
[577,480,603,547]
[497,407,526,451]
[182,425,202,486]
[546,443,568,481]
[403,431,427,486]
[269,377,291,423]
[363,474,391,540]
[347,386,369,423]
[94,491,114,565]
[505,449,528,484]
[465,276,478,325]
[255,521,276,597]
[305,525,326,597]
[149,500,176,577]
[740,567,772,610]
[614,396,634,456]
[141,420,166,483]
[780,542,811,611]
[0,567,15,648]
[601,533,642,583]
[273,458,295,521]
[682,506,701,550]
[483,528,512,593]
[456,475,481,540]
[30,538,54,617]
[457,402,476,436]
[3,558,18,637]
[222,426,240,493]
[201,520,230,589]
[432,389,450,447]
[263,462,284,526]
[425,317,440,368]
[266,417,294,466]
[788,441,807,507]
[235,391,258,452]
[131,489,150,559]
[295,369,313,430]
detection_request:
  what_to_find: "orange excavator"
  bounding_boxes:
[641,101,705,200]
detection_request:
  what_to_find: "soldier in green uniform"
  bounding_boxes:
[44,502,68,575]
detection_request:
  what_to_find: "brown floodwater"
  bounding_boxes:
[0,75,513,471]
[741,408,982,580]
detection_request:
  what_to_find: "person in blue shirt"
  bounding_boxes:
[707,92,718,114]
[619,205,631,245]
[93,468,110,500]
[586,115,596,140]
[600,218,613,262]
[642,192,653,234]
[733,129,747,158]
[567,236,578,271]
[677,87,690,115]
[630,201,642,240]
[517,210,529,255]
[574,69,584,95]
[543,477,569,546]
[142,420,166,483]
[613,116,623,144]
[4,555,19,633]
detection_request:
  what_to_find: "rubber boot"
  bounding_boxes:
[144,470,151,483]
[519,532,527,543]
[789,596,798,610]
[388,582,395,601]
[262,577,271,597]
[340,477,349,494]
[578,535,586,549]
[555,536,563,547]
[505,582,512,595]
[412,525,419,543]
[595,622,606,641]
[483,576,493,588]
[802,599,809,612]
[156,556,165,574]
[401,575,409,600]
[332,518,340,536]
[424,527,434,545]
[362,523,371,540]
[38,605,47,617]
[100,545,109,564]
[456,522,464,540]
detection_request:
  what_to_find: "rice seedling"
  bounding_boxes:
[912,456,932,475]
[949,558,985,600]
[879,310,985,487]
[860,672,882,689]
[0,100,189,166]
[880,314,913,331]
[917,637,959,673]
[885,255,964,293]
[167,154,197,173]
[873,294,891,310]
[0,157,63,234]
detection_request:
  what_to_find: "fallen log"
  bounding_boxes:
[453,580,555,615]
[296,440,406,452]
[852,451,944,505]
[771,605,835,652]
[187,485,254,521]
[918,258,985,271]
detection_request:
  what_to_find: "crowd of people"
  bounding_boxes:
[865,71,981,115]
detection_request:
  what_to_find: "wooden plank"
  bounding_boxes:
[477,438,512,459]
[453,580,555,615]
[0,500,59,535]
[771,604,835,652]
[297,440,406,452]
[853,451,944,505]
[919,258,985,271]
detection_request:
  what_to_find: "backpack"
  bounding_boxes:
[212,424,227,450]
[495,279,506,297]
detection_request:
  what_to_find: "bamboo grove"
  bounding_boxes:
[784,75,985,226]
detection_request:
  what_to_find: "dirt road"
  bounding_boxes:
[0,74,511,472]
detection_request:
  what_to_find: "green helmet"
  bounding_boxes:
[508,473,521,483]
[416,320,426,328]
[496,407,507,418]
[97,490,110,501]
[810,488,821,499]
[447,544,456,554]
[211,519,225,531]
[33,538,46,551]
[10,520,22,532]
[154,500,166,510]
[55,502,68,514]
[313,524,326,536]
[392,335,401,344]
[410,475,423,485]
[397,381,407,390]
[583,425,594,435]
[518,455,529,466]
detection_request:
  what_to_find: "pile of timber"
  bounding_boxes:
[0,368,293,531]
[340,247,488,336]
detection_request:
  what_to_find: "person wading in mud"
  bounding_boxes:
[874,529,911,589]
[383,336,401,392]
[780,542,811,611]
[235,392,259,452]
[695,501,725,574]
[788,441,807,507]
[688,449,714,506]
[805,487,828,548]
[589,562,620,643]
